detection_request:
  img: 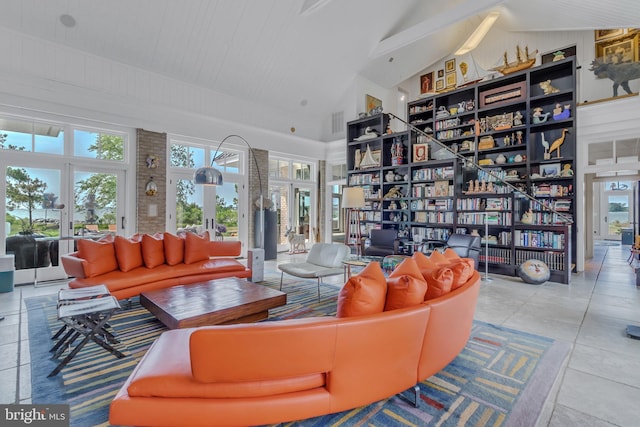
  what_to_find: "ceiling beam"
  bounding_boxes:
[369,0,506,59]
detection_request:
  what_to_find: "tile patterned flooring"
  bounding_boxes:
[1,242,639,426]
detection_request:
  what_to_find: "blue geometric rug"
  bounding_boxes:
[26,275,569,427]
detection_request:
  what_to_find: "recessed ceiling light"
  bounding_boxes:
[59,14,76,28]
[300,99,308,107]
[388,57,394,63]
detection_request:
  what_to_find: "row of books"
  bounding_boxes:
[412,183,453,197]
[457,212,512,225]
[411,227,451,242]
[515,250,566,271]
[434,117,461,131]
[357,211,381,222]
[514,230,565,249]
[531,183,572,197]
[414,211,454,224]
[479,248,512,264]
[456,197,511,210]
[349,173,380,185]
[412,166,454,181]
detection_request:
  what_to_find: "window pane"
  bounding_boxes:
[0,118,64,154]
[293,162,311,180]
[216,182,238,241]
[332,164,347,180]
[170,144,203,169]
[73,171,118,235]
[211,149,240,174]
[74,129,125,160]
[269,159,289,178]
[176,178,203,229]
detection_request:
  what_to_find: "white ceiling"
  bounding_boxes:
[0,0,638,140]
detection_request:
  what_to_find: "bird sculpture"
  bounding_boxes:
[549,129,569,158]
[541,133,550,159]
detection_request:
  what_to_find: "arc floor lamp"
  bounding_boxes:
[194,134,265,249]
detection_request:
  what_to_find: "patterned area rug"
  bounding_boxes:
[26,274,569,427]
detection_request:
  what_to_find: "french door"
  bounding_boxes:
[4,163,125,284]
[270,183,315,252]
[601,185,634,240]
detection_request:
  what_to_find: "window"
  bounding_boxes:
[170,143,204,168]
[293,161,312,180]
[211,149,240,174]
[269,159,289,178]
[73,129,125,161]
[0,117,64,155]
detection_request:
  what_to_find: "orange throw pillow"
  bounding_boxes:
[443,248,461,261]
[448,259,474,290]
[423,267,454,300]
[413,251,454,299]
[141,233,165,268]
[184,231,211,264]
[428,250,449,265]
[163,232,185,265]
[77,238,118,278]
[385,258,428,311]
[114,235,144,272]
[337,262,387,318]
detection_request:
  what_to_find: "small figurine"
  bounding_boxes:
[549,129,570,158]
[560,164,574,177]
[539,79,560,94]
[553,104,571,120]
[468,179,475,193]
[487,181,494,193]
[504,134,511,145]
[516,131,523,144]
[474,180,480,193]
[533,107,551,123]
[480,180,487,192]
[521,209,534,224]
[513,111,523,126]
[385,123,393,134]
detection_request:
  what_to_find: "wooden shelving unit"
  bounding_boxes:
[347,58,576,283]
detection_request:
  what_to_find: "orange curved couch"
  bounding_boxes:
[109,265,481,427]
[61,233,251,300]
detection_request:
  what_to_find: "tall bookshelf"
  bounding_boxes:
[347,57,576,284]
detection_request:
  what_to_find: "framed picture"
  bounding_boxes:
[365,94,382,114]
[420,72,434,94]
[542,163,560,177]
[436,79,444,91]
[446,72,456,88]
[595,29,625,42]
[445,59,456,73]
[413,143,428,162]
[437,69,444,78]
[596,35,638,64]
[434,180,449,197]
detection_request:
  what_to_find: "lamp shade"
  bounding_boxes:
[194,166,223,185]
[342,187,365,208]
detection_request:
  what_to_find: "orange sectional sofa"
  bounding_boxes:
[61,232,251,300]
[109,251,481,427]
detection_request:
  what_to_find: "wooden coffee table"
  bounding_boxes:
[140,277,287,329]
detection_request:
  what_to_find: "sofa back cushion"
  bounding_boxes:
[141,233,165,268]
[163,232,185,265]
[412,252,454,300]
[184,231,211,264]
[306,243,350,268]
[114,235,144,272]
[384,258,428,311]
[337,261,387,318]
[77,238,118,277]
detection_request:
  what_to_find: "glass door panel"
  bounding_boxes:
[604,192,632,240]
[270,184,291,252]
[5,166,63,283]
[215,181,239,241]
[73,170,120,237]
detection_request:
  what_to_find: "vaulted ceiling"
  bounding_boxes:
[0,0,638,141]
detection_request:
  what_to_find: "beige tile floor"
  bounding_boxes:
[1,242,639,426]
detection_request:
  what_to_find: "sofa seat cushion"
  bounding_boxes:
[70,258,247,292]
[127,329,326,399]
